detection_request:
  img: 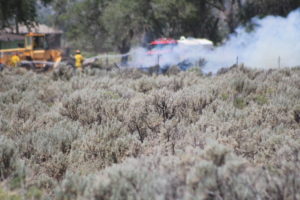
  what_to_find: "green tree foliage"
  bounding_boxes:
[49,0,109,52]
[49,0,300,53]
[0,0,52,32]
[103,0,150,51]
[239,0,300,24]
[51,0,224,52]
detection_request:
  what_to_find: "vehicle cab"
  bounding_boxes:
[22,32,62,69]
[23,33,49,60]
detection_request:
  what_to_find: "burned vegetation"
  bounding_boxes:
[0,66,299,200]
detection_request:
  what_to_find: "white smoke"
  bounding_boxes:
[128,9,300,73]
[205,8,300,72]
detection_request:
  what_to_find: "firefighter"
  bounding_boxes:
[11,53,21,67]
[74,50,84,71]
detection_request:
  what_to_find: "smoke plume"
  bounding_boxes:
[205,8,300,72]
[129,9,300,73]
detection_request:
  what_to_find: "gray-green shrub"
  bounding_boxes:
[0,66,300,199]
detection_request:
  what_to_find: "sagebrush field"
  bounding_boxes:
[0,65,299,200]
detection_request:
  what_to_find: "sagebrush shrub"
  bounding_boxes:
[1,66,300,199]
[71,120,140,168]
[19,120,80,162]
[52,64,74,81]
[60,88,126,126]
[0,136,18,180]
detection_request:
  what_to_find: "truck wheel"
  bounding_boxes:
[21,57,35,70]
[44,59,54,72]
[43,64,52,72]
[21,63,32,70]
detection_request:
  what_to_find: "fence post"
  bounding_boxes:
[106,53,109,66]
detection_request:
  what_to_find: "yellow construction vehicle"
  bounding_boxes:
[0,32,62,70]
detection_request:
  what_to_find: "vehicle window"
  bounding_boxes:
[25,37,32,49]
[150,43,176,50]
[33,36,46,50]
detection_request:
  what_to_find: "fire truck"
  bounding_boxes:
[147,38,178,55]
[146,37,213,71]
[145,38,180,72]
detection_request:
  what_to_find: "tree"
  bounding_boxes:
[0,0,52,33]
[101,0,155,60]
[48,0,110,52]
[101,0,215,56]
[49,0,300,55]
[0,0,16,29]
[239,0,300,25]
[204,0,243,33]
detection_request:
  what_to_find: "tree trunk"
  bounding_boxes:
[15,17,19,34]
[118,30,134,66]
[118,39,131,66]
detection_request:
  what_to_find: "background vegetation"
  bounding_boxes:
[2,0,300,52]
[0,65,299,199]
[48,0,300,52]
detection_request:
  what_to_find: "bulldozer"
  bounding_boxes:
[0,32,62,71]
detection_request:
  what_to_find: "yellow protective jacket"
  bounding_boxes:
[11,55,21,67]
[75,54,84,69]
